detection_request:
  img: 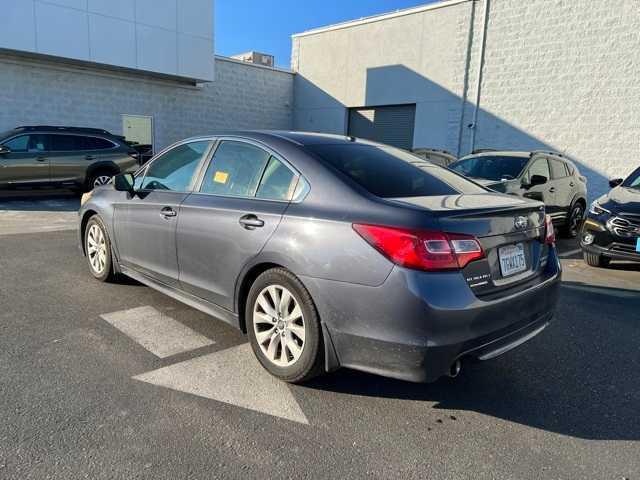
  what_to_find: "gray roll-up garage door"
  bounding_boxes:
[348,104,416,150]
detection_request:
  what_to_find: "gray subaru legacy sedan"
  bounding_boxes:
[79,131,560,383]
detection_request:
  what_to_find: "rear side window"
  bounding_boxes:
[309,144,486,198]
[549,158,568,179]
[200,141,270,197]
[50,135,81,151]
[80,136,116,150]
[256,157,297,201]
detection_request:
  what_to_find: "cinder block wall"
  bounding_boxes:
[0,55,293,150]
[293,0,640,199]
[461,0,640,198]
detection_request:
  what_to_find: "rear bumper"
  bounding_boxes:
[301,249,561,383]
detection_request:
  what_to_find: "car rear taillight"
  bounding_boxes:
[544,214,555,245]
[352,224,485,272]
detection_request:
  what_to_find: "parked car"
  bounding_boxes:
[0,125,140,192]
[79,132,560,383]
[449,150,588,238]
[580,167,640,267]
[412,148,457,167]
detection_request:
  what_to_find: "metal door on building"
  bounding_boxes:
[347,104,416,150]
[122,114,154,151]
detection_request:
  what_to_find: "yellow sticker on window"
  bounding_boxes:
[214,171,229,184]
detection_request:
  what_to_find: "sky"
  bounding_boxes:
[215,0,437,68]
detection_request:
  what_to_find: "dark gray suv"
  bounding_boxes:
[79,131,561,384]
[0,126,140,192]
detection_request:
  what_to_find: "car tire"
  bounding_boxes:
[583,251,610,268]
[246,268,324,384]
[84,215,115,282]
[561,202,585,238]
[85,170,115,192]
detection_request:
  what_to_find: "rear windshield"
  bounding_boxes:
[308,144,486,198]
[449,155,529,181]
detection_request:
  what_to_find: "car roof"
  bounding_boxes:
[459,151,532,161]
[181,130,384,148]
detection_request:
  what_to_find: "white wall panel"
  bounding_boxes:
[89,14,136,68]
[1,0,214,81]
[88,0,135,21]
[35,2,90,61]
[137,25,177,76]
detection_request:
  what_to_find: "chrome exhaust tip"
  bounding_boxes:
[448,359,462,378]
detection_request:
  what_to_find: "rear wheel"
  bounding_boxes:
[561,202,585,238]
[583,251,610,268]
[246,268,323,383]
[84,215,115,282]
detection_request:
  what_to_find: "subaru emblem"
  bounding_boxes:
[514,216,528,230]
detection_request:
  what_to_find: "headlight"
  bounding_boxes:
[589,200,610,215]
[80,191,93,207]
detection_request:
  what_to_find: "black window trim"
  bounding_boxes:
[191,136,306,204]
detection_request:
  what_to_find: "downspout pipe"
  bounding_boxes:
[469,0,490,153]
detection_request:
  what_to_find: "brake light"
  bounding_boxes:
[353,224,485,271]
[544,214,555,245]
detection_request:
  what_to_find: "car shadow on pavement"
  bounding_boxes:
[306,281,640,441]
[0,191,79,212]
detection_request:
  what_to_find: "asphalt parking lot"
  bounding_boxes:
[1,193,639,479]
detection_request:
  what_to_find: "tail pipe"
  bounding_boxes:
[448,359,462,378]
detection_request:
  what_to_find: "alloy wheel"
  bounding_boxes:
[86,224,107,274]
[253,285,305,367]
[93,175,112,187]
[569,205,584,236]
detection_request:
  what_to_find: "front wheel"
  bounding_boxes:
[84,215,115,282]
[562,203,585,238]
[246,268,324,383]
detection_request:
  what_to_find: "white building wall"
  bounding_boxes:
[0,0,214,81]
[0,55,293,150]
[292,0,640,199]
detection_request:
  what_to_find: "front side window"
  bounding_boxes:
[449,155,529,181]
[200,141,270,197]
[3,134,47,152]
[549,158,568,179]
[141,141,211,192]
[524,158,551,183]
[309,144,486,198]
[256,156,297,201]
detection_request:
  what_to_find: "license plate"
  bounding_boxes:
[498,243,527,277]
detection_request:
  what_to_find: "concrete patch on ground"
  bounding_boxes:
[100,306,215,358]
[133,343,309,425]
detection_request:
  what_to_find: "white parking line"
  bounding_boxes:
[100,306,214,358]
[133,344,309,424]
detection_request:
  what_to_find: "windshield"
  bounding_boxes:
[622,167,640,189]
[0,130,15,143]
[308,144,486,198]
[449,155,529,181]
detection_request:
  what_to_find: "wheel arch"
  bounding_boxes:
[80,209,99,256]
[235,262,283,333]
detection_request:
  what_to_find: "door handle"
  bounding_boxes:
[569,182,575,187]
[85,155,95,160]
[36,156,47,162]
[548,187,556,193]
[239,214,265,229]
[160,206,177,218]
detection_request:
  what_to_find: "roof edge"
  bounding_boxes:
[291,0,472,39]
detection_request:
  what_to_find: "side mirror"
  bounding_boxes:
[609,177,623,188]
[0,145,10,155]
[523,174,547,189]
[114,172,135,193]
